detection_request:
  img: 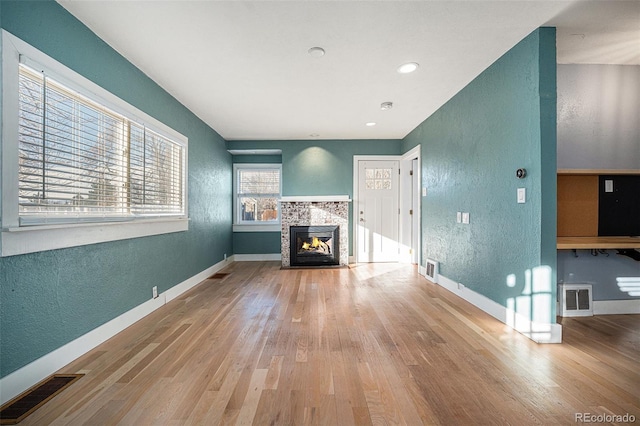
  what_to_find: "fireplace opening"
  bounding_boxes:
[290,226,340,266]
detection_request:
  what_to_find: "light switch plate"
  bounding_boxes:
[605,180,613,193]
[517,188,526,204]
[456,212,462,223]
[422,187,427,197]
[462,212,470,224]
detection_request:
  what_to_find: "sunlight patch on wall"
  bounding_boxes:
[506,266,555,342]
[617,277,640,297]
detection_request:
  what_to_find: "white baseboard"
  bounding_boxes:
[418,265,426,276]
[434,274,562,344]
[233,253,281,261]
[593,299,640,315]
[0,257,231,405]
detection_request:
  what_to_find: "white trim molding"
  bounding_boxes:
[232,224,280,232]
[430,272,562,344]
[280,195,351,202]
[1,218,188,257]
[234,253,281,261]
[0,257,231,405]
[400,145,421,265]
[593,299,640,315]
[232,163,282,231]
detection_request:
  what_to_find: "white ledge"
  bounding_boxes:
[280,195,351,202]
[1,218,188,257]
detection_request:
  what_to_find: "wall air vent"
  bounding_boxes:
[425,259,439,283]
[558,283,593,317]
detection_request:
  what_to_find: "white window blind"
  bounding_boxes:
[17,64,185,225]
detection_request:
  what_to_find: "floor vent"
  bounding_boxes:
[208,272,230,280]
[425,259,439,283]
[0,374,83,424]
[558,283,593,317]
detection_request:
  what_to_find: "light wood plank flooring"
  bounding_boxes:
[20,262,640,425]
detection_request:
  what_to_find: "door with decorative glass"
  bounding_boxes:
[356,160,400,262]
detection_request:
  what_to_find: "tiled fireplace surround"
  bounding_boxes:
[280,196,350,267]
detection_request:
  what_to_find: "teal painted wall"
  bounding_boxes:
[402,28,557,320]
[228,140,401,254]
[228,140,401,196]
[233,233,281,255]
[232,155,282,164]
[0,1,233,377]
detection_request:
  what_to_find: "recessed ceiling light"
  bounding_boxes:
[365,122,376,127]
[308,47,325,57]
[380,101,393,110]
[397,62,419,74]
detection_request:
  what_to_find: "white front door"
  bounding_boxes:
[357,160,400,262]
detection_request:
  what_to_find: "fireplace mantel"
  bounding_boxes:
[280,195,351,203]
[280,197,349,267]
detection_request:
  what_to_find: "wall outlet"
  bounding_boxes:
[152,286,158,299]
[224,253,227,261]
[458,282,465,290]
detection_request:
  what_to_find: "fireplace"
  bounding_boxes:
[290,226,340,267]
[280,196,350,267]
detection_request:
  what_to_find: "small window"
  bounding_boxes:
[233,164,281,231]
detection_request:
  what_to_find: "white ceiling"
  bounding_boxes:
[57,1,640,141]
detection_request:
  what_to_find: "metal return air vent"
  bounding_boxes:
[558,283,593,317]
[0,374,83,424]
[425,259,439,283]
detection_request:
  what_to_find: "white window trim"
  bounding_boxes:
[1,30,189,257]
[232,163,281,232]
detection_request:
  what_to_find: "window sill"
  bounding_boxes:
[233,223,281,233]
[1,217,189,257]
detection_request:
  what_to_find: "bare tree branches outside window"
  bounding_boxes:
[237,168,280,222]
[17,64,184,224]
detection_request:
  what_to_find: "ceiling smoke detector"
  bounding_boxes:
[308,47,325,57]
[380,101,393,110]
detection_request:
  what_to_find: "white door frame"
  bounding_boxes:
[353,153,420,263]
[400,145,421,265]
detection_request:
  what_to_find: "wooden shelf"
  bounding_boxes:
[557,170,640,247]
[557,236,640,249]
[557,169,640,175]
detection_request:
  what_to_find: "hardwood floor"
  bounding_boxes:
[20,262,640,425]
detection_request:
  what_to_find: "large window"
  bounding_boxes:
[2,31,188,256]
[233,164,281,231]
[18,65,185,223]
